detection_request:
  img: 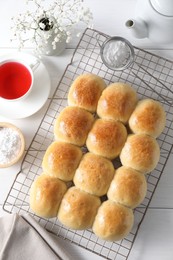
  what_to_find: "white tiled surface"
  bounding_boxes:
[0,1,173,260]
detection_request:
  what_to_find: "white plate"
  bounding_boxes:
[0,52,51,119]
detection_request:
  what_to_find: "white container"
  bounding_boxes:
[36,25,67,56]
[0,122,25,168]
[125,0,173,43]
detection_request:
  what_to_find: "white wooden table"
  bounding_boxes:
[0,1,173,260]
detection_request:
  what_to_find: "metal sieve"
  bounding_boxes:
[99,36,134,71]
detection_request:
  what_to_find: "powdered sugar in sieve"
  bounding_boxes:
[100,36,134,70]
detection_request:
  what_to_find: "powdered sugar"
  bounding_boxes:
[0,127,22,165]
[102,40,131,69]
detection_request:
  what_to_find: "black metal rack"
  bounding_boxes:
[3,29,173,260]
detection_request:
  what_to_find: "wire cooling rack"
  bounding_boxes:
[3,29,173,260]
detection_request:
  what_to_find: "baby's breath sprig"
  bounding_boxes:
[11,0,93,55]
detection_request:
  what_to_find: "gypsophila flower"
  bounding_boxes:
[11,0,93,55]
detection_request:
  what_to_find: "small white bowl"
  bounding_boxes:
[0,122,25,168]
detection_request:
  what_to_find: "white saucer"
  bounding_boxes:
[0,52,51,119]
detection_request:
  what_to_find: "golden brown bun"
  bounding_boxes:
[129,99,166,138]
[57,186,101,230]
[73,152,115,196]
[68,74,106,113]
[92,200,134,241]
[86,119,127,159]
[107,166,147,208]
[54,106,94,146]
[42,141,82,181]
[30,174,67,218]
[120,134,160,174]
[97,82,138,124]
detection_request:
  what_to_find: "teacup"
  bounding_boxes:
[0,59,34,102]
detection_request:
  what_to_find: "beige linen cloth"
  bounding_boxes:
[0,213,71,260]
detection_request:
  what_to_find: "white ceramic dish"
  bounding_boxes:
[0,52,51,119]
[0,122,25,168]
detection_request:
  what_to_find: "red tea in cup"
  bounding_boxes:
[0,60,33,101]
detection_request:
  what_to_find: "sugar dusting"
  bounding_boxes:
[102,40,131,69]
[0,127,21,165]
